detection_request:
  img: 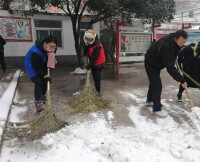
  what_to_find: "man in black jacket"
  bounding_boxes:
[145,30,188,117]
[177,42,200,101]
[0,35,6,73]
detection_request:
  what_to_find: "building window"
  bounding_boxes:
[80,22,91,43]
[189,11,193,18]
[35,20,62,47]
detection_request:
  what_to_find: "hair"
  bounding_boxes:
[44,35,58,45]
[85,29,96,36]
[174,30,188,39]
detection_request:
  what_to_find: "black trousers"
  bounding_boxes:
[0,50,6,71]
[145,64,162,111]
[31,76,47,101]
[178,84,200,95]
[91,67,102,93]
[178,84,185,95]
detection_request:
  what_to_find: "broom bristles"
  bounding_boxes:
[8,80,67,141]
[68,71,109,113]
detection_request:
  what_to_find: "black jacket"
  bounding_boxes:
[31,39,48,77]
[178,43,200,87]
[145,33,184,83]
[84,35,103,69]
[0,35,6,50]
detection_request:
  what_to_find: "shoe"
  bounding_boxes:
[146,99,152,104]
[41,95,46,105]
[3,70,6,73]
[35,100,44,113]
[36,110,44,115]
[176,93,182,102]
[152,110,168,118]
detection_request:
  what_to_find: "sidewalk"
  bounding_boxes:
[8,64,200,124]
[0,70,20,143]
[0,64,200,162]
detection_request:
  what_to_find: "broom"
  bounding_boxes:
[14,53,67,141]
[68,70,109,113]
[176,60,194,107]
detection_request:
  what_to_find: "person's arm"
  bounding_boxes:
[31,53,47,77]
[178,46,191,69]
[2,37,6,46]
[86,46,101,69]
[0,36,6,47]
[162,49,185,83]
[84,45,89,57]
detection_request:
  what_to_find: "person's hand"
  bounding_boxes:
[86,64,91,70]
[81,65,86,70]
[44,75,49,78]
[44,75,52,83]
[181,82,187,88]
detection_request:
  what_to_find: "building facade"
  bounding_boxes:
[0,4,100,67]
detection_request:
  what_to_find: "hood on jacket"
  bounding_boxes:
[35,39,47,55]
[87,35,101,47]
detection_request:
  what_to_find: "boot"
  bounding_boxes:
[41,95,46,105]
[176,93,182,102]
[35,100,44,114]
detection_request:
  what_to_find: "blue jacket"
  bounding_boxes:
[24,45,46,78]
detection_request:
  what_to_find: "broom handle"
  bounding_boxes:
[181,70,200,87]
[175,60,194,107]
[47,68,50,91]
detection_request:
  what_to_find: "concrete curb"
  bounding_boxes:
[0,69,21,157]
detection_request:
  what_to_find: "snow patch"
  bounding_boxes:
[72,67,87,75]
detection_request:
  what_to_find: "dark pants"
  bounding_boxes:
[0,50,6,71]
[145,64,162,111]
[91,67,102,93]
[178,84,200,95]
[31,76,47,101]
[178,84,185,95]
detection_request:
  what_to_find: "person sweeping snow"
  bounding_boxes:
[17,35,66,141]
[176,42,200,102]
[144,30,188,117]
[83,29,106,93]
[68,30,108,113]
[24,35,57,114]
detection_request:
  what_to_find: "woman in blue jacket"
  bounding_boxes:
[24,35,57,114]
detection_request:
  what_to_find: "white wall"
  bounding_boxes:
[1,10,35,57]
[0,10,100,57]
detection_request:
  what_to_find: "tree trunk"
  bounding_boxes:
[110,31,116,64]
[3,0,12,10]
[71,17,85,68]
[75,39,84,68]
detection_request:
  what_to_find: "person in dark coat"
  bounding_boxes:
[145,30,188,117]
[176,42,200,101]
[24,35,57,114]
[0,35,6,73]
[83,29,106,93]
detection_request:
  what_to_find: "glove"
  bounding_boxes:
[45,77,52,83]
[86,64,91,70]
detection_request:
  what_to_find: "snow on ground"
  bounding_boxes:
[10,91,28,123]
[1,81,200,161]
[0,70,20,141]
[72,67,87,75]
[0,73,14,99]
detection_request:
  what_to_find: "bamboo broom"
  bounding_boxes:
[176,60,194,107]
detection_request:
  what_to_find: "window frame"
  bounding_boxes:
[34,19,63,48]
